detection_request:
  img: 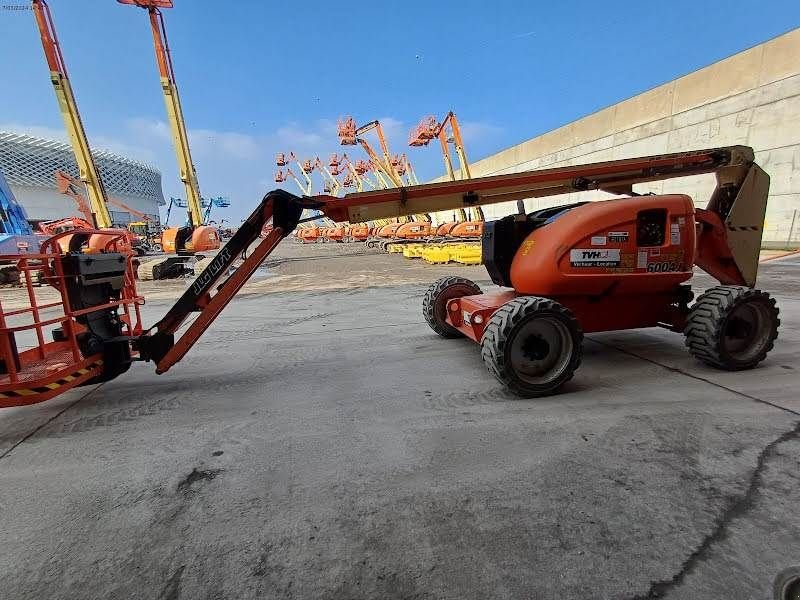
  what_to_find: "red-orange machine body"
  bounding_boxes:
[450,221,483,239]
[436,222,457,236]
[446,195,699,341]
[348,224,370,241]
[296,227,320,243]
[324,225,347,242]
[161,225,220,254]
[376,223,403,238]
[395,221,433,240]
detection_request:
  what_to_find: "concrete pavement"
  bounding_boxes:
[0,256,798,599]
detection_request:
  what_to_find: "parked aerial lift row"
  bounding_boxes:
[0,145,779,405]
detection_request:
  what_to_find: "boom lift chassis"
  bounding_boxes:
[0,146,775,405]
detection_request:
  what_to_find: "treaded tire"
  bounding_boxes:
[774,567,800,600]
[481,296,583,398]
[422,276,482,338]
[685,285,779,370]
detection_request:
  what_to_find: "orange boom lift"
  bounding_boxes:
[117,0,219,258]
[0,147,778,404]
[409,111,485,240]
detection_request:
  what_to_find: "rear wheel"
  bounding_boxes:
[685,285,779,370]
[422,276,481,338]
[481,296,583,397]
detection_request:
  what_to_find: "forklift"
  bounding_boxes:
[0,146,779,405]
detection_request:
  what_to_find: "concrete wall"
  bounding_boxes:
[460,28,800,245]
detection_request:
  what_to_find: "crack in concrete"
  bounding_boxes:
[0,384,103,462]
[586,338,800,417]
[628,420,800,599]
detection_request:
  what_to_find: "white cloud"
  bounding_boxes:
[189,128,260,160]
[0,123,68,142]
[2,115,457,220]
[127,117,171,142]
[458,120,504,142]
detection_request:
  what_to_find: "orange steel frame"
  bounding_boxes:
[0,231,143,407]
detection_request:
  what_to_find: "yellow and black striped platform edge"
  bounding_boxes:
[0,359,104,399]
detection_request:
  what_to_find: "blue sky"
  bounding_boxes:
[1,0,798,222]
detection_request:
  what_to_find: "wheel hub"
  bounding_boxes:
[509,317,573,385]
[522,335,551,361]
[722,302,772,361]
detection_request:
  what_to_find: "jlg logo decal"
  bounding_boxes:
[191,247,232,295]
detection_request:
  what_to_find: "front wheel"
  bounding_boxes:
[422,276,481,338]
[684,285,779,370]
[481,296,583,397]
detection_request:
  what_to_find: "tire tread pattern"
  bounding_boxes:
[480,296,583,397]
[422,276,482,338]
[684,285,779,370]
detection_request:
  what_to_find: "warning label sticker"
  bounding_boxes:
[591,236,607,246]
[608,231,629,243]
[670,223,681,245]
[570,248,621,267]
[637,251,648,269]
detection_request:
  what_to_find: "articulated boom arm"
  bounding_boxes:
[54,171,94,223]
[138,146,767,375]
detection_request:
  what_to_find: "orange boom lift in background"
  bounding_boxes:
[117,0,219,258]
[409,111,485,240]
[31,0,133,255]
[0,147,778,405]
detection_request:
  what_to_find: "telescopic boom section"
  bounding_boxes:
[137,145,768,376]
[118,0,204,228]
[32,0,113,229]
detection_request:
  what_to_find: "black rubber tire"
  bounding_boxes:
[481,296,583,398]
[422,276,482,339]
[774,567,800,600]
[684,285,779,370]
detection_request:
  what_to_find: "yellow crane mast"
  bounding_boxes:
[32,0,114,230]
[117,0,219,256]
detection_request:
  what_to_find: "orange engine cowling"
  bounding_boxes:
[326,226,346,241]
[190,225,220,252]
[161,225,220,254]
[376,223,403,238]
[349,224,370,240]
[53,230,133,255]
[395,221,433,239]
[297,227,320,243]
[507,195,696,297]
[436,222,457,236]
[450,221,484,238]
